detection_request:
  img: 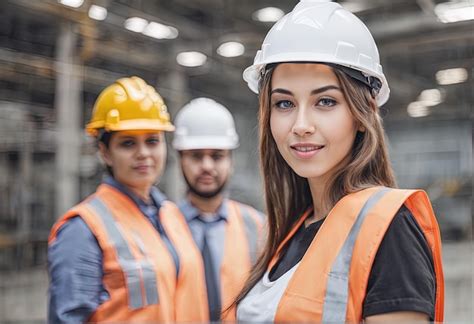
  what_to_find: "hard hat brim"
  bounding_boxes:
[172,136,239,151]
[86,119,175,137]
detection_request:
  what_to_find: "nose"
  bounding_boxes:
[136,142,151,158]
[201,155,215,171]
[292,107,315,137]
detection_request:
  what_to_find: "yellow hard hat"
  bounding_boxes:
[85,76,175,136]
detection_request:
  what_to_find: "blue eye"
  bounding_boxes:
[274,100,294,110]
[318,98,337,107]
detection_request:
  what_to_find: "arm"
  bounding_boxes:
[48,217,108,323]
[365,311,429,323]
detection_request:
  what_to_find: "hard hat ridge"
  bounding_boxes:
[85,76,175,136]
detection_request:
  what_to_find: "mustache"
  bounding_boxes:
[196,171,218,180]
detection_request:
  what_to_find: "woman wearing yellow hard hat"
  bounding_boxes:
[47,77,208,323]
[230,0,444,323]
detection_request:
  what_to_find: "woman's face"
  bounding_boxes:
[100,131,166,192]
[270,63,359,183]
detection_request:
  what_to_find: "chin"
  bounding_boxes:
[290,164,327,180]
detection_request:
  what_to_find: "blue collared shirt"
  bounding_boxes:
[178,199,229,306]
[48,177,179,324]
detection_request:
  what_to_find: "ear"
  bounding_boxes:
[98,142,113,167]
[358,124,366,132]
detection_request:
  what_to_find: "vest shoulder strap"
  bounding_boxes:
[229,201,263,264]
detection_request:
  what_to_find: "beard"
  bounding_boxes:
[183,172,228,199]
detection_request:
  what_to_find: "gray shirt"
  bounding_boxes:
[178,198,230,298]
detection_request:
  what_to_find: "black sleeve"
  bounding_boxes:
[362,205,436,320]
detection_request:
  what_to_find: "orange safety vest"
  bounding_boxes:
[271,187,444,323]
[213,200,264,321]
[48,184,208,323]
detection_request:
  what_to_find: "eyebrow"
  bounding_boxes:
[271,85,341,96]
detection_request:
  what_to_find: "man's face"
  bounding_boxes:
[180,149,233,198]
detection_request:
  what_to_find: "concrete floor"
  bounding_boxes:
[0,241,472,323]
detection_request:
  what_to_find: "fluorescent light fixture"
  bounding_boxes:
[143,22,178,39]
[88,5,107,21]
[436,67,468,85]
[407,101,430,118]
[217,42,245,57]
[252,7,284,22]
[58,0,84,8]
[176,51,207,67]
[417,89,443,106]
[124,17,148,33]
[434,0,474,23]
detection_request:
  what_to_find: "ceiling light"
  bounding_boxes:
[252,7,285,22]
[58,0,84,8]
[407,101,430,118]
[217,42,245,58]
[176,51,207,67]
[143,22,178,39]
[124,17,148,33]
[417,89,443,106]
[436,67,468,85]
[434,1,474,23]
[88,5,107,21]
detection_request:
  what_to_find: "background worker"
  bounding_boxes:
[172,97,265,322]
[48,77,208,323]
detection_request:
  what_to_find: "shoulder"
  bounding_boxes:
[48,216,102,265]
[386,204,430,244]
[230,200,265,223]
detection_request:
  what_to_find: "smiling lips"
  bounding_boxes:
[134,165,152,172]
[290,143,325,159]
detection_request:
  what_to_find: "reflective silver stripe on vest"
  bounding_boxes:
[88,198,159,309]
[131,233,159,305]
[239,205,259,265]
[322,187,391,323]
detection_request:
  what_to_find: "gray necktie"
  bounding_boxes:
[201,221,221,321]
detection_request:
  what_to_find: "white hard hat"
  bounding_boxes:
[172,98,239,150]
[243,0,390,106]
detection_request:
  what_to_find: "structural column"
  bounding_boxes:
[54,22,82,217]
[161,69,189,202]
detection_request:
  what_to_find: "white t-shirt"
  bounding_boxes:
[236,263,300,322]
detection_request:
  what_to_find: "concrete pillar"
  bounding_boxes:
[160,69,188,202]
[54,22,82,217]
[17,119,33,238]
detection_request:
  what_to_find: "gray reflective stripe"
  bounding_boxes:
[322,187,391,323]
[88,198,155,309]
[239,204,259,264]
[132,233,159,305]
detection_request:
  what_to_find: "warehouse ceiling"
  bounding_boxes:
[0,0,472,123]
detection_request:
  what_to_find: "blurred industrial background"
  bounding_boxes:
[0,0,472,322]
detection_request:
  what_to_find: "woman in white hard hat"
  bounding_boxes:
[231,1,444,323]
[47,77,208,323]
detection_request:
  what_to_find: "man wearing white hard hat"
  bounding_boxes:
[172,97,264,322]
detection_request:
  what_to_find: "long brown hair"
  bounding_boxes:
[229,63,397,310]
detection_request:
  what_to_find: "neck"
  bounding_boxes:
[307,175,331,225]
[128,186,152,204]
[306,155,352,225]
[187,192,224,214]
